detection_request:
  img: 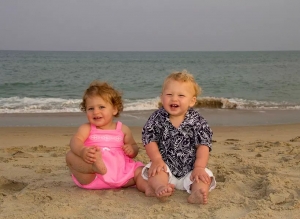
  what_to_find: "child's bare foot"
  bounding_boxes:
[145,185,156,197]
[187,188,208,204]
[145,183,175,197]
[92,148,107,175]
[154,185,174,202]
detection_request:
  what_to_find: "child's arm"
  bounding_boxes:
[122,125,139,158]
[191,145,211,184]
[69,123,95,163]
[145,142,167,177]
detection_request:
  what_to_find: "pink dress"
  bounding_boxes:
[72,121,144,189]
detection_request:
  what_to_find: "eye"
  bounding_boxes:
[87,107,94,111]
[99,106,105,109]
[166,93,172,96]
[179,94,185,97]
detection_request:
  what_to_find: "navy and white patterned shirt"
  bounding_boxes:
[142,107,213,179]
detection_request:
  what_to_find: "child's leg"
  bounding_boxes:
[121,166,155,196]
[122,167,175,197]
[148,170,173,198]
[187,178,211,204]
[135,167,156,196]
[66,150,106,185]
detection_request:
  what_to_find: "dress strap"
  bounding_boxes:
[89,123,96,131]
[116,121,122,130]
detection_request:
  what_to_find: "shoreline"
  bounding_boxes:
[1,108,300,127]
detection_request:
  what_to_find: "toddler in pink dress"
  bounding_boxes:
[66,81,150,193]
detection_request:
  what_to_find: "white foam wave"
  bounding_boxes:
[124,97,160,111]
[0,96,161,113]
[0,96,82,113]
[228,98,300,110]
[0,96,299,113]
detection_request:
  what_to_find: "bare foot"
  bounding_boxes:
[145,185,156,197]
[145,183,175,197]
[154,185,173,202]
[187,188,208,204]
[92,148,107,175]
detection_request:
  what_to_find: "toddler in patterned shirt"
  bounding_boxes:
[141,70,216,204]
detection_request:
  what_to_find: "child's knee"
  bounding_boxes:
[65,150,72,164]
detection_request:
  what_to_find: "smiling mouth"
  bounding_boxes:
[170,104,179,108]
[94,116,102,120]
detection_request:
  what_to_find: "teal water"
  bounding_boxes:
[0,50,300,113]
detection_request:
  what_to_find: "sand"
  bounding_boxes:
[0,124,300,219]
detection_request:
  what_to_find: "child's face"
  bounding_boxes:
[85,95,118,129]
[160,79,196,118]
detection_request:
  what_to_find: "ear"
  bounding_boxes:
[189,96,197,107]
[112,107,118,116]
[159,93,164,105]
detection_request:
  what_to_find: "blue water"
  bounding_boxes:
[1,50,300,113]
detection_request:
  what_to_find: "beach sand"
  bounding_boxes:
[0,124,300,219]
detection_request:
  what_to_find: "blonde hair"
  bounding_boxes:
[162,69,201,97]
[80,81,123,117]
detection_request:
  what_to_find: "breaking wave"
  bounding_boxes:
[0,96,299,113]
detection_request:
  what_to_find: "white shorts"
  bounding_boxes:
[141,162,216,194]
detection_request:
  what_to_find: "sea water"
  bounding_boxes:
[1,50,299,126]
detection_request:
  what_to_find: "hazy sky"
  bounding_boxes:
[1,0,299,51]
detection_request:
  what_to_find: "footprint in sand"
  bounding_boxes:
[224,139,241,146]
[290,136,300,142]
[225,139,240,142]
[0,176,28,196]
[12,151,34,158]
[27,145,69,156]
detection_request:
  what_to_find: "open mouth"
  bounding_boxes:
[94,116,102,120]
[170,104,179,108]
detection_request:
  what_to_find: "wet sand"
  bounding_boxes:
[1,109,300,127]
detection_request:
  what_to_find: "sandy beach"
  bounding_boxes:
[0,124,300,219]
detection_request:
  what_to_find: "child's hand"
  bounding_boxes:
[191,167,210,184]
[148,159,167,177]
[80,146,97,164]
[122,144,135,157]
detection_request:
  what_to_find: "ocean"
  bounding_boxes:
[1,50,300,127]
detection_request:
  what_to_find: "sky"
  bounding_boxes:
[0,0,299,51]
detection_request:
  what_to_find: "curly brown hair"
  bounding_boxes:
[80,81,123,117]
[162,69,201,97]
